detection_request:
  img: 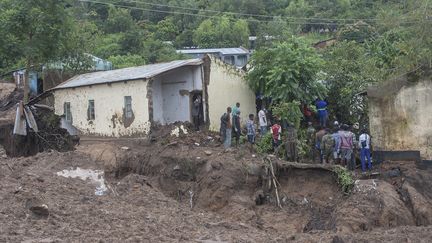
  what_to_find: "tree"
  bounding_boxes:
[104,6,135,33]
[154,17,179,41]
[247,36,326,103]
[108,54,146,69]
[193,16,250,48]
[1,0,75,102]
[323,41,385,125]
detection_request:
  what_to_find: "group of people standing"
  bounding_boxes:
[219,103,290,159]
[310,122,373,173]
[219,100,373,173]
[220,103,276,149]
[220,103,243,149]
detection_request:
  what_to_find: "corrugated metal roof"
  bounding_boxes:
[177,47,249,55]
[51,59,203,90]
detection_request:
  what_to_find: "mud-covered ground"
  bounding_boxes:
[1,130,432,242]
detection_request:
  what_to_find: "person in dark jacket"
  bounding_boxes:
[233,110,242,146]
[220,107,232,148]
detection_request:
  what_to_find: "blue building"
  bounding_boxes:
[5,54,112,96]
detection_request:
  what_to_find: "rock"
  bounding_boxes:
[204,150,212,156]
[384,168,401,178]
[252,154,257,158]
[211,161,222,170]
[121,146,130,151]
[26,197,49,216]
[332,236,345,243]
[194,143,200,147]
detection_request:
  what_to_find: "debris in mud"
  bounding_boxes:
[26,197,49,217]
[170,125,188,137]
[57,167,108,196]
[0,103,78,157]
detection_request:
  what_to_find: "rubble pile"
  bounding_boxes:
[0,83,77,157]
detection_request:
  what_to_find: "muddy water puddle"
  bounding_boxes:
[57,167,108,195]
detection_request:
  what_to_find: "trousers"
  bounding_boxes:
[360,148,372,171]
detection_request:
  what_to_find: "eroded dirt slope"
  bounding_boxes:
[1,131,432,242]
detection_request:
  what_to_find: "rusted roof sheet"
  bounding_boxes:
[51,59,203,90]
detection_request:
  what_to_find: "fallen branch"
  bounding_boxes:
[277,161,339,172]
[265,157,282,208]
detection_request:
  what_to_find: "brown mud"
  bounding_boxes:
[1,128,432,242]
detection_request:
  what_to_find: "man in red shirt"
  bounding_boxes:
[270,122,282,150]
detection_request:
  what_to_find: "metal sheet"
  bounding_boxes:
[50,59,203,90]
[177,48,250,55]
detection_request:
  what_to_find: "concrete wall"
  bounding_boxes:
[152,66,203,124]
[207,57,256,131]
[53,80,150,137]
[369,79,432,159]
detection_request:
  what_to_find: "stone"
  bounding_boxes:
[204,150,212,156]
[26,197,49,216]
[121,146,130,151]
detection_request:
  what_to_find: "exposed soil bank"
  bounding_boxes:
[1,131,432,242]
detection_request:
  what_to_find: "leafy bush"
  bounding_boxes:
[239,135,247,145]
[334,166,354,194]
[296,128,310,159]
[256,133,273,154]
[272,101,303,129]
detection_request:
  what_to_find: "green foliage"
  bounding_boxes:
[1,0,73,66]
[247,36,326,103]
[104,6,135,34]
[337,21,377,43]
[256,133,273,154]
[108,55,146,69]
[154,18,179,41]
[296,128,310,159]
[193,16,250,48]
[142,39,185,64]
[93,33,123,59]
[334,166,354,194]
[323,41,384,124]
[272,101,303,129]
[239,135,247,145]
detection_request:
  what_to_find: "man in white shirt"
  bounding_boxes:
[358,128,372,172]
[258,107,267,136]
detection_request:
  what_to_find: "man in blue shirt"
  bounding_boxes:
[315,99,328,128]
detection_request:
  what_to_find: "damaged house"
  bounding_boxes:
[49,56,255,137]
[367,71,432,160]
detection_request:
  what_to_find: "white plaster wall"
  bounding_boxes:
[369,79,432,159]
[53,80,150,137]
[207,58,256,131]
[152,66,203,124]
